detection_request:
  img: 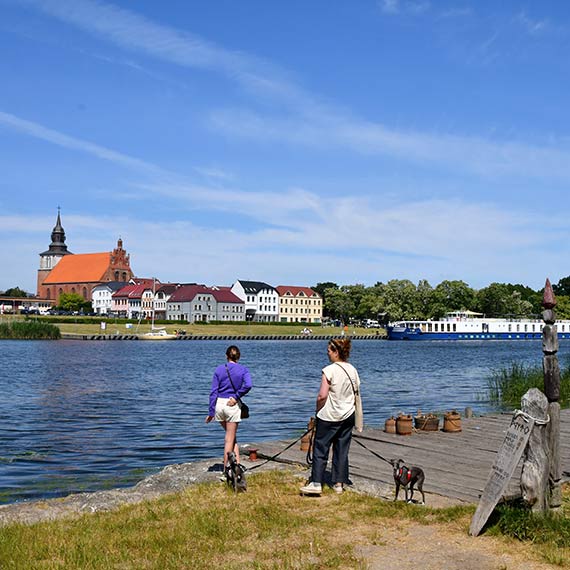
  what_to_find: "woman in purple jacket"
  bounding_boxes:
[205,345,252,468]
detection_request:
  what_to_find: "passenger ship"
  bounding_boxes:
[386,311,570,341]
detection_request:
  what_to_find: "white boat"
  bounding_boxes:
[140,327,177,340]
[386,310,570,341]
[139,278,177,340]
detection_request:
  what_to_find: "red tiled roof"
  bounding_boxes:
[43,253,111,284]
[211,289,243,304]
[112,284,147,299]
[169,285,243,304]
[276,286,320,298]
[169,284,210,302]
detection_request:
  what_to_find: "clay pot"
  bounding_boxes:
[384,416,396,433]
[300,417,316,451]
[248,449,258,461]
[396,414,413,435]
[443,410,462,432]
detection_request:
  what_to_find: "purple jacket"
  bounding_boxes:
[209,361,252,416]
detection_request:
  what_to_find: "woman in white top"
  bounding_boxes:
[300,338,362,496]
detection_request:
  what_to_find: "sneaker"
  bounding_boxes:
[333,483,344,494]
[300,482,322,495]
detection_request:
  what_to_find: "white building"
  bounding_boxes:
[231,280,279,322]
[91,281,128,315]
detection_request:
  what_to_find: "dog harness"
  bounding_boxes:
[397,466,412,482]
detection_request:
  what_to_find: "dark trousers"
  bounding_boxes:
[311,413,355,485]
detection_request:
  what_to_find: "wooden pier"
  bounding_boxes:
[252,409,570,503]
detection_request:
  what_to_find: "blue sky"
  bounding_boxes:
[1,0,570,293]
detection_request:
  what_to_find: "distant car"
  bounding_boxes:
[364,319,381,328]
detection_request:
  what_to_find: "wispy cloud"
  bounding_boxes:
[0,110,167,176]
[378,0,430,16]
[18,0,570,185]
[209,108,570,181]
[516,11,548,36]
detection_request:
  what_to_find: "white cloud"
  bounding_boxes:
[0,111,167,176]
[379,0,430,16]
[516,11,548,36]
[14,1,570,185]
[208,108,570,181]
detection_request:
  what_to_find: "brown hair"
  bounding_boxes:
[328,338,351,361]
[226,345,241,362]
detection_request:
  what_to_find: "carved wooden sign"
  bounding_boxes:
[469,411,534,536]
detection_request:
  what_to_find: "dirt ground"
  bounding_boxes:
[355,519,557,570]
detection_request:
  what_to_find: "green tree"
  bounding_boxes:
[475,283,535,317]
[312,282,338,317]
[379,279,418,321]
[324,287,354,322]
[2,287,29,297]
[553,276,570,297]
[433,280,475,314]
[58,293,92,313]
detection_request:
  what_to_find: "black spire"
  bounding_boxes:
[41,208,71,255]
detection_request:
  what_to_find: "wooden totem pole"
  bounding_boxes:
[542,278,562,509]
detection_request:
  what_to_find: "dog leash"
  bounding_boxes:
[352,435,393,465]
[246,425,315,471]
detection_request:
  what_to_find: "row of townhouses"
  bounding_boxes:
[91,279,323,324]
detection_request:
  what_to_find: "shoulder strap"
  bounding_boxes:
[335,362,359,396]
[225,364,243,402]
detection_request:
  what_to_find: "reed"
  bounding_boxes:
[485,361,570,409]
[0,320,61,340]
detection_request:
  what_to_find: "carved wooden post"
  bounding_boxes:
[542,278,562,509]
[520,388,549,511]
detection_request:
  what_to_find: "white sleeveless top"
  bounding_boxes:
[317,361,360,422]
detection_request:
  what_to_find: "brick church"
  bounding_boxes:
[37,210,135,303]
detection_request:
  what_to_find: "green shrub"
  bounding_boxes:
[0,320,61,339]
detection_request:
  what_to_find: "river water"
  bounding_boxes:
[1,338,568,504]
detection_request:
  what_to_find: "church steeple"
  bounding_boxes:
[48,207,69,254]
[39,209,72,272]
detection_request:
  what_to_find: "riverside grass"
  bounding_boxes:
[0,320,60,340]
[486,361,570,409]
[1,472,569,570]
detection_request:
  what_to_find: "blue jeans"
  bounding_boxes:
[311,412,355,485]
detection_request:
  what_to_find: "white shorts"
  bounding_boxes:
[215,398,242,423]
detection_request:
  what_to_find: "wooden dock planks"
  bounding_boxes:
[252,409,570,503]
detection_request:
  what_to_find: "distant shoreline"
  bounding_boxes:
[60,333,385,341]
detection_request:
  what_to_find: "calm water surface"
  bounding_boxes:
[1,338,568,503]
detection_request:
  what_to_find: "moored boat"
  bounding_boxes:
[140,328,177,340]
[386,310,570,341]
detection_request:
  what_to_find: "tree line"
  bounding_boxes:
[312,277,570,322]
[4,276,570,322]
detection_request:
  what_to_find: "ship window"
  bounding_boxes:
[524,324,528,332]
[508,324,512,332]
[516,324,520,332]
[434,324,438,332]
[453,324,456,332]
[447,324,451,332]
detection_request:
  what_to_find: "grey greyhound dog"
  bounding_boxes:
[390,458,425,504]
[225,451,247,493]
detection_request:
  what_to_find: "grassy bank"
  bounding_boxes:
[486,361,570,409]
[1,472,569,569]
[0,320,61,340]
[29,317,384,338]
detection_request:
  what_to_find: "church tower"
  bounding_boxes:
[37,209,73,297]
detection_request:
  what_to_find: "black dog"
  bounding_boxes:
[390,458,425,504]
[225,451,247,493]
